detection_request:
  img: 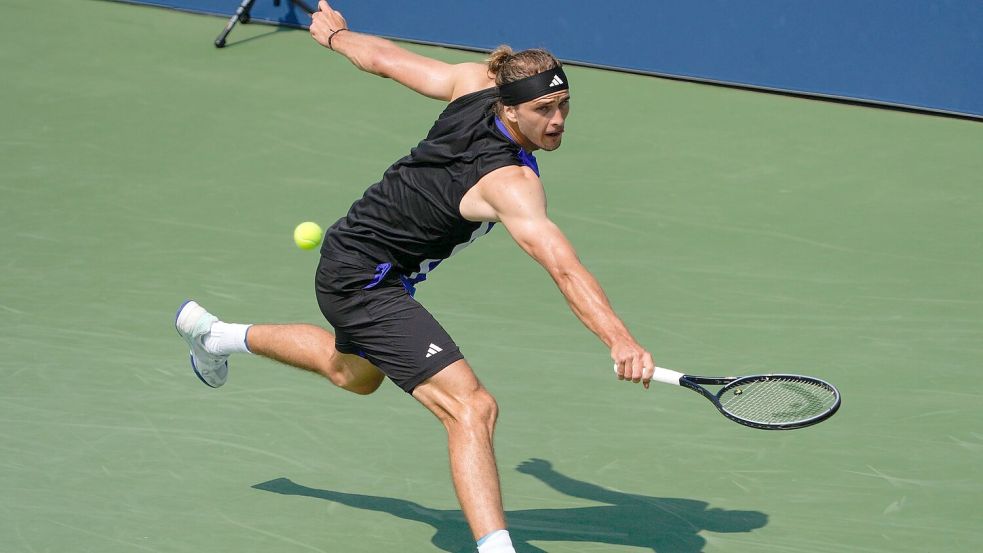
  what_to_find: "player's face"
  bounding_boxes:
[510,91,570,152]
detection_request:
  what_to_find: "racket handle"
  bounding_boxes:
[651,367,684,385]
[612,365,684,385]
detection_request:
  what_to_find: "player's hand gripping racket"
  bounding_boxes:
[617,365,841,429]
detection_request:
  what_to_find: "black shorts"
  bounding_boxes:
[314,251,463,393]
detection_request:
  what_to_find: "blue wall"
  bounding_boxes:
[125,0,983,118]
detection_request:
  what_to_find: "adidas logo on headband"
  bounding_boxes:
[550,75,564,87]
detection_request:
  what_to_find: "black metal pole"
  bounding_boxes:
[214,0,258,48]
[214,0,314,48]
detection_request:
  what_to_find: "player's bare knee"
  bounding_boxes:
[444,388,498,431]
[315,351,346,383]
[314,351,376,393]
[344,373,384,395]
[482,389,499,427]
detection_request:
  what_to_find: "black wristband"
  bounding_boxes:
[328,28,347,50]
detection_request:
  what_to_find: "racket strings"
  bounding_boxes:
[719,377,837,425]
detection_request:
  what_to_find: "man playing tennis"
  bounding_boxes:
[175,2,655,552]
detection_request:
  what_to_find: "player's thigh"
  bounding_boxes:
[412,359,497,426]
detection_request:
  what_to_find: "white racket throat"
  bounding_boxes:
[613,364,684,386]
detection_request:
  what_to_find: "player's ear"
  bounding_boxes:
[503,105,519,124]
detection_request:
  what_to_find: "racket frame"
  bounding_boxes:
[628,366,841,430]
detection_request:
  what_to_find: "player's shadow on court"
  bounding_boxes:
[253,458,767,553]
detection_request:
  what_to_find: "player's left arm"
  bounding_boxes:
[309,1,492,101]
[475,167,655,387]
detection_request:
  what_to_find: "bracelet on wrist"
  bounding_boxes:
[328,28,348,50]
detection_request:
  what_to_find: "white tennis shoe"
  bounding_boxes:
[175,300,229,388]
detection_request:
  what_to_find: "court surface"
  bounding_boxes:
[2,1,982,552]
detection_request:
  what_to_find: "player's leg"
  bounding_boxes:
[175,300,384,394]
[246,323,385,394]
[412,359,514,551]
[317,274,516,551]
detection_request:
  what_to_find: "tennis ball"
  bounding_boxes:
[293,222,323,250]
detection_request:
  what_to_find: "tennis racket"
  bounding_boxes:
[616,365,841,430]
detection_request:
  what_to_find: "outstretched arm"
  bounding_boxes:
[309,1,493,101]
[516,459,633,506]
[472,167,655,386]
[252,478,445,526]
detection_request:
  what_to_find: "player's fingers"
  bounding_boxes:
[625,357,635,382]
[626,357,639,382]
[635,358,645,384]
[642,352,655,389]
[625,356,635,382]
[319,0,331,12]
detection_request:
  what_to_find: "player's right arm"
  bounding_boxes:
[309,1,493,102]
[467,166,655,387]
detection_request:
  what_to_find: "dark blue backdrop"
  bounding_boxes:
[121,0,983,118]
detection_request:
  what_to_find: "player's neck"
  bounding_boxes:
[500,117,538,152]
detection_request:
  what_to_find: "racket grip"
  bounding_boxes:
[651,367,684,385]
[612,364,684,385]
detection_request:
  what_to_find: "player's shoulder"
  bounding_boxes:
[464,164,545,222]
[476,165,544,207]
[450,63,496,102]
[481,164,541,187]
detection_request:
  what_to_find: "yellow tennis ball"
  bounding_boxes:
[293,222,323,250]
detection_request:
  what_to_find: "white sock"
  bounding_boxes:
[203,321,252,355]
[476,530,515,553]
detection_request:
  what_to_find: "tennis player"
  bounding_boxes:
[176,2,655,552]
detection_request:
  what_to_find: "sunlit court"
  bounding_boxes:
[2,1,981,552]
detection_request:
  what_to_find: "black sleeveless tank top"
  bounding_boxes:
[322,87,538,290]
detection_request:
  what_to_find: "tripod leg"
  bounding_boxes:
[290,0,315,16]
[215,0,258,48]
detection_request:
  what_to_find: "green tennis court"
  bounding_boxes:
[2,1,982,551]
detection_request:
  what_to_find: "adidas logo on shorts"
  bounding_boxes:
[426,343,443,358]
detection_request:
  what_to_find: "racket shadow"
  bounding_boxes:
[252,459,767,553]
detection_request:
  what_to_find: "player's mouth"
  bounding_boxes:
[545,128,564,138]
